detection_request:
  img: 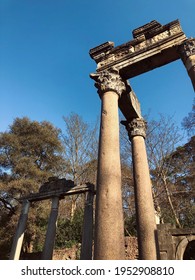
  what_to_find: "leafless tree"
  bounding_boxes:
[146,114,183,227]
[61,113,98,218]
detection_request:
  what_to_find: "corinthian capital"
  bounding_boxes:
[121,118,147,140]
[90,68,126,97]
[178,38,195,62]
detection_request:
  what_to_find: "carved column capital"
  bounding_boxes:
[178,38,195,91]
[90,67,127,97]
[178,38,195,62]
[121,118,147,140]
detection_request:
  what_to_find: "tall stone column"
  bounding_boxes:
[179,38,195,91]
[90,68,126,260]
[9,199,30,260]
[122,118,158,260]
[80,188,94,260]
[42,196,59,260]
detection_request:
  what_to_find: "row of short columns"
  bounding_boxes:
[91,68,158,260]
[9,190,94,260]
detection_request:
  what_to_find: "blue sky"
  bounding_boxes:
[0,0,194,136]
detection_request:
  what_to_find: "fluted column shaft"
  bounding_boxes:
[90,68,125,260]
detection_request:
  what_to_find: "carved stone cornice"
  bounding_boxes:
[178,38,195,62]
[90,68,126,97]
[121,118,147,140]
[89,20,186,79]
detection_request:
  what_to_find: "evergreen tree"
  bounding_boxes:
[0,117,65,258]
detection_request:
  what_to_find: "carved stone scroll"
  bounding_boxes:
[178,38,195,61]
[122,118,147,139]
[178,38,195,91]
[90,68,126,97]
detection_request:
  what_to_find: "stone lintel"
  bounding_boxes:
[20,184,95,202]
[89,20,187,79]
[170,227,195,236]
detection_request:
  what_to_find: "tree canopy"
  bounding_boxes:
[0,117,64,194]
[0,117,65,258]
[0,107,194,259]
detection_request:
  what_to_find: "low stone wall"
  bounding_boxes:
[125,236,138,260]
[53,244,81,260]
[21,236,138,260]
[157,224,195,260]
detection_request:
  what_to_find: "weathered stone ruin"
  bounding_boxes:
[10,19,195,260]
[89,19,195,260]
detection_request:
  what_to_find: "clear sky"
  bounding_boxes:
[0,0,194,135]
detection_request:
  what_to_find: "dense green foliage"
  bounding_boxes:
[0,115,97,259]
[0,117,65,258]
[55,208,84,248]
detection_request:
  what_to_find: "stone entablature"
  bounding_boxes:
[21,181,94,202]
[89,20,187,79]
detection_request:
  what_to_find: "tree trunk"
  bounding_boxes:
[162,175,182,228]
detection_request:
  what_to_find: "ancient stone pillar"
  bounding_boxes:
[179,38,195,91]
[122,118,158,260]
[9,199,30,260]
[90,68,126,260]
[80,188,94,260]
[41,196,59,260]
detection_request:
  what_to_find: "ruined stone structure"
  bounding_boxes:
[157,224,195,260]
[89,20,194,260]
[90,20,195,91]
[10,19,194,261]
[9,179,95,260]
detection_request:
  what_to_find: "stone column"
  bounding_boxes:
[42,196,59,260]
[179,38,195,91]
[122,118,158,260]
[9,199,30,260]
[90,68,126,260]
[80,188,94,260]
